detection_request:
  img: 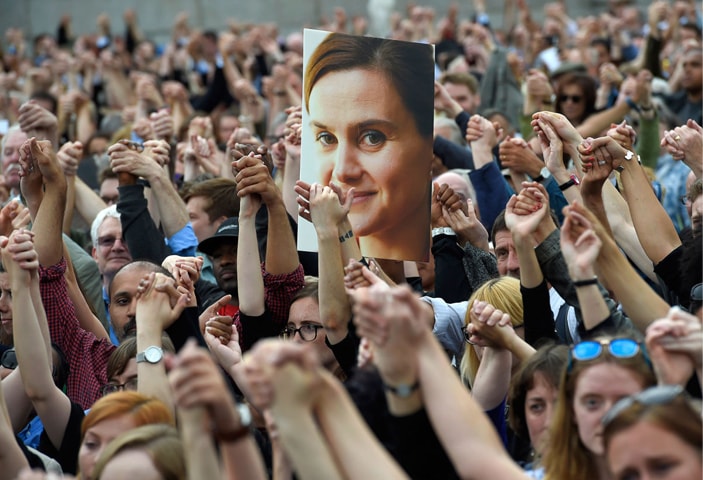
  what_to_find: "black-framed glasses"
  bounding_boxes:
[101,377,139,396]
[567,338,650,371]
[601,385,685,427]
[279,324,324,342]
[559,94,583,103]
[1,348,16,369]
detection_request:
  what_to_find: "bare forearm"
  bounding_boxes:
[73,176,108,226]
[63,176,76,235]
[317,232,350,342]
[237,215,265,316]
[596,238,669,330]
[620,163,681,264]
[281,156,301,220]
[472,348,511,411]
[179,408,221,480]
[136,324,174,413]
[33,185,66,267]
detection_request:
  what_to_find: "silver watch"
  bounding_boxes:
[136,346,164,364]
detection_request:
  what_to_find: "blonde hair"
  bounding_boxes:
[459,277,523,387]
[93,424,185,480]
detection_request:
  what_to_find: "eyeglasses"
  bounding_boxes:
[559,94,583,103]
[601,385,685,427]
[567,338,649,371]
[101,376,139,396]
[279,324,324,342]
[97,236,125,248]
[1,348,16,369]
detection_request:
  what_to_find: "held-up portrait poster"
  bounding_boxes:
[298,28,434,262]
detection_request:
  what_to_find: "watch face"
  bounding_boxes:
[395,385,412,397]
[145,347,163,363]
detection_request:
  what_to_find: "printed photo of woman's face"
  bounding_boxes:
[300,30,434,261]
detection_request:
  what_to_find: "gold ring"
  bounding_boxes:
[675,135,681,141]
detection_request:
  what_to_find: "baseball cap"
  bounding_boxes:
[197,217,239,256]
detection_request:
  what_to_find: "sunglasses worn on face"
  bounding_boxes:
[601,384,685,427]
[559,94,583,103]
[567,338,649,371]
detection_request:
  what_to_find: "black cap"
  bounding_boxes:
[197,217,239,256]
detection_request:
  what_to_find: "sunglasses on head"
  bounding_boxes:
[559,94,583,103]
[567,338,649,371]
[601,384,686,427]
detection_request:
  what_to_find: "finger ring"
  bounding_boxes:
[675,135,681,141]
[597,160,606,166]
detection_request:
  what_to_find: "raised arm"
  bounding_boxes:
[3,230,72,452]
[559,209,611,332]
[236,162,265,317]
[244,342,344,480]
[309,183,354,344]
[0,373,28,479]
[135,272,189,414]
[19,138,65,267]
[235,156,299,275]
[571,201,670,331]
[170,342,267,480]
[353,285,526,479]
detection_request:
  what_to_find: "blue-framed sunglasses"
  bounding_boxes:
[567,338,650,371]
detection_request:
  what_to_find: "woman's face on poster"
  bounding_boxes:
[308,68,430,238]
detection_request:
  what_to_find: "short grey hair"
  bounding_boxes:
[90,204,121,248]
[0,125,24,165]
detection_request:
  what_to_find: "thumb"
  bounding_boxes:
[362,263,381,285]
[215,294,233,311]
[343,187,355,211]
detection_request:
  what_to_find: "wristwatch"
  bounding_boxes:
[136,346,164,364]
[533,166,551,183]
[384,380,420,398]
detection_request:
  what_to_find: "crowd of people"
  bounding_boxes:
[0,0,701,478]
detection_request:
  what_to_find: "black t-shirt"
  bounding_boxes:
[38,400,85,475]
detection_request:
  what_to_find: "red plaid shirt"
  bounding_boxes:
[40,258,115,409]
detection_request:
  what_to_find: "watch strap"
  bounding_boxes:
[431,227,456,238]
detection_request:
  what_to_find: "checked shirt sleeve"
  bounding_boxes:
[40,258,115,409]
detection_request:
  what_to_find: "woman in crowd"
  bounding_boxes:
[77,392,174,480]
[602,385,702,480]
[508,344,569,469]
[555,73,598,128]
[542,337,657,480]
[92,424,185,480]
[302,31,435,261]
